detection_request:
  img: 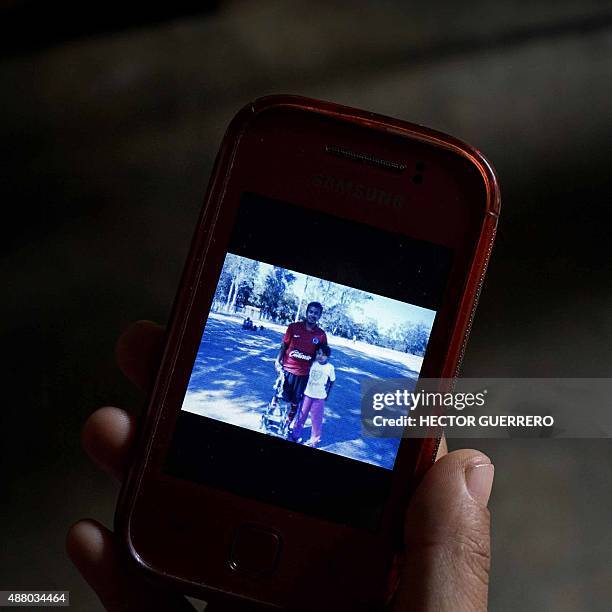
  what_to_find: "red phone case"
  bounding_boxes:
[115,95,500,611]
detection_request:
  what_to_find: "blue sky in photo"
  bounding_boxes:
[239,255,436,332]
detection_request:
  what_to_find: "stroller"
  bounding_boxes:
[260,370,295,438]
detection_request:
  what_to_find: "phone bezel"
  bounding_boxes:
[115,95,500,610]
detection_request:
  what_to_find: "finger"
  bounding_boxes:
[394,449,493,612]
[81,407,137,481]
[66,519,196,611]
[115,320,165,392]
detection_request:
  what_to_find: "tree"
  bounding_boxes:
[258,267,296,321]
[359,318,381,345]
[395,321,430,356]
[213,254,259,312]
[319,286,372,337]
[323,303,357,337]
[294,275,311,322]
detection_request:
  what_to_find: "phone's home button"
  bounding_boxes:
[229,524,281,575]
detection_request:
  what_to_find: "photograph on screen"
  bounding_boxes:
[181,253,437,469]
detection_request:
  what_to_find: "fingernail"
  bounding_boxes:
[465,464,494,507]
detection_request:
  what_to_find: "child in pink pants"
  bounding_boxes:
[290,344,335,447]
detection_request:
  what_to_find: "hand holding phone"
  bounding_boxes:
[68,96,499,611]
[67,327,493,610]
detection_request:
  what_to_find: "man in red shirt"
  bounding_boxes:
[276,301,327,427]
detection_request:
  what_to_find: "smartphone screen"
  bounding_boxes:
[164,192,453,528]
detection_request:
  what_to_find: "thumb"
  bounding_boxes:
[394,449,494,612]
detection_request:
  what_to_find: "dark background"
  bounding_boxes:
[2,1,611,610]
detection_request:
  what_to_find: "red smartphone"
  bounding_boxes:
[115,95,500,611]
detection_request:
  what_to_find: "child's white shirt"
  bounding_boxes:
[304,361,335,399]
